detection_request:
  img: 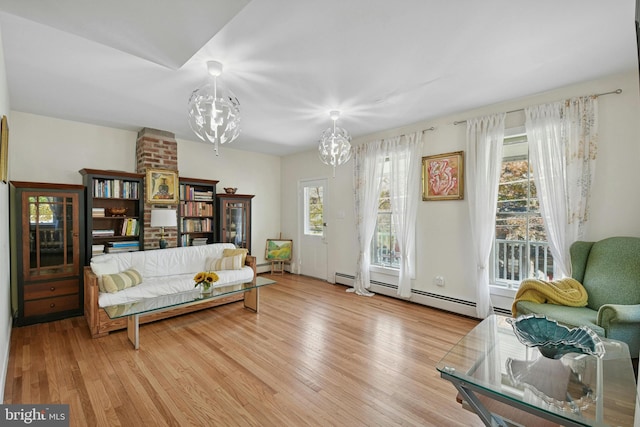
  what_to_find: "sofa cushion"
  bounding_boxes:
[515,301,605,337]
[98,267,254,307]
[90,243,238,278]
[100,268,143,293]
[206,254,244,271]
[223,248,248,265]
[90,257,119,276]
[90,257,120,290]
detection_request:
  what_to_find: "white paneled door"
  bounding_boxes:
[298,178,328,280]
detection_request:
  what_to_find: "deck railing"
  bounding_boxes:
[494,239,553,285]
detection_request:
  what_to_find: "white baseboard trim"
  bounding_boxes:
[334,272,354,287]
[256,263,272,274]
[335,272,509,318]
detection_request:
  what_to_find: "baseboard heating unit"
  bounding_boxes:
[334,272,510,317]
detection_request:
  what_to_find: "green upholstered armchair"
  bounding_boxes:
[514,236,640,358]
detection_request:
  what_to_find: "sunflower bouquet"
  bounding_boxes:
[194,271,219,292]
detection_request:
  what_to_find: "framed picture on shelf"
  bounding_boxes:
[265,239,293,261]
[146,168,179,204]
[422,151,464,201]
[1,115,8,183]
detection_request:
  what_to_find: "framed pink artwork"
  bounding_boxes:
[422,151,464,201]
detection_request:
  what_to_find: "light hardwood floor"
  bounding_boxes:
[4,273,485,426]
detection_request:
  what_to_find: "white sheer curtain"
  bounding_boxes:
[525,102,568,275]
[351,134,422,297]
[526,96,598,277]
[351,140,384,296]
[564,97,598,240]
[466,113,505,319]
[389,132,423,298]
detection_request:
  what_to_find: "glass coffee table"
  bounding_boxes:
[104,276,276,350]
[436,315,637,427]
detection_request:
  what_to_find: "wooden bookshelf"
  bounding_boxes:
[178,177,218,246]
[79,169,144,262]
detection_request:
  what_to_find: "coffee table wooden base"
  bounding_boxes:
[127,315,140,350]
[126,289,262,350]
[243,288,258,312]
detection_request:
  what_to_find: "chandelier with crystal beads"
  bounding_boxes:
[187,61,240,156]
[318,110,352,176]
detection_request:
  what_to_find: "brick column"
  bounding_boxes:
[136,128,179,250]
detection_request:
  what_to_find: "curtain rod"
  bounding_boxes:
[452,89,622,125]
[390,126,435,140]
[361,127,435,145]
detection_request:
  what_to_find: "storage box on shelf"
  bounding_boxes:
[178,177,217,246]
[79,169,144,262]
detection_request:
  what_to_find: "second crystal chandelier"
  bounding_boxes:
[187,61,241,156]
[318,110,352,176]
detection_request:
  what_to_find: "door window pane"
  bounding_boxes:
[304,186,323,236]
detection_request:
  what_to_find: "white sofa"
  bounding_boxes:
[84,243,256,338]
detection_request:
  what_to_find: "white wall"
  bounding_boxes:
[177,138,281,266]
[281,70,640,316]
[0,27,11,402]
[9,113,138,184]
[7,114,281,265]
[8,114,282,265]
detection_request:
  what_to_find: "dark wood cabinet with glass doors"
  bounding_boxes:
[10,181,85,326]
[216,193,253,253]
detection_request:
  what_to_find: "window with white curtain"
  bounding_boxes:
[492,128,554,288]
[370,158,399,269]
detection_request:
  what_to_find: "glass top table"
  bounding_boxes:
[436,315,637,427]
[105,276,276,349]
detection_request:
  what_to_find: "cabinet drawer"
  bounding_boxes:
[24,279,79,300]
[24,294,80,318]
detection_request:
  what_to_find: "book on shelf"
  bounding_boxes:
[92,179,140,199]
[119,218,139,236]
[107,241,139,248]
[193,190,213,201]
[105,241,140,253]
[91,244,105,256]
[181,218,212,232]
[92,207,105,217]
[191,237,209,246]
[92,229,115,237]
[179,201,213,217]
[180,185,214,201]
[105,246,140,253]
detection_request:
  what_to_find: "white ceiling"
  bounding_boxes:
[0,0,637,156]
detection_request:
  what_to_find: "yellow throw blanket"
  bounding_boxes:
[511,277,588,317]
